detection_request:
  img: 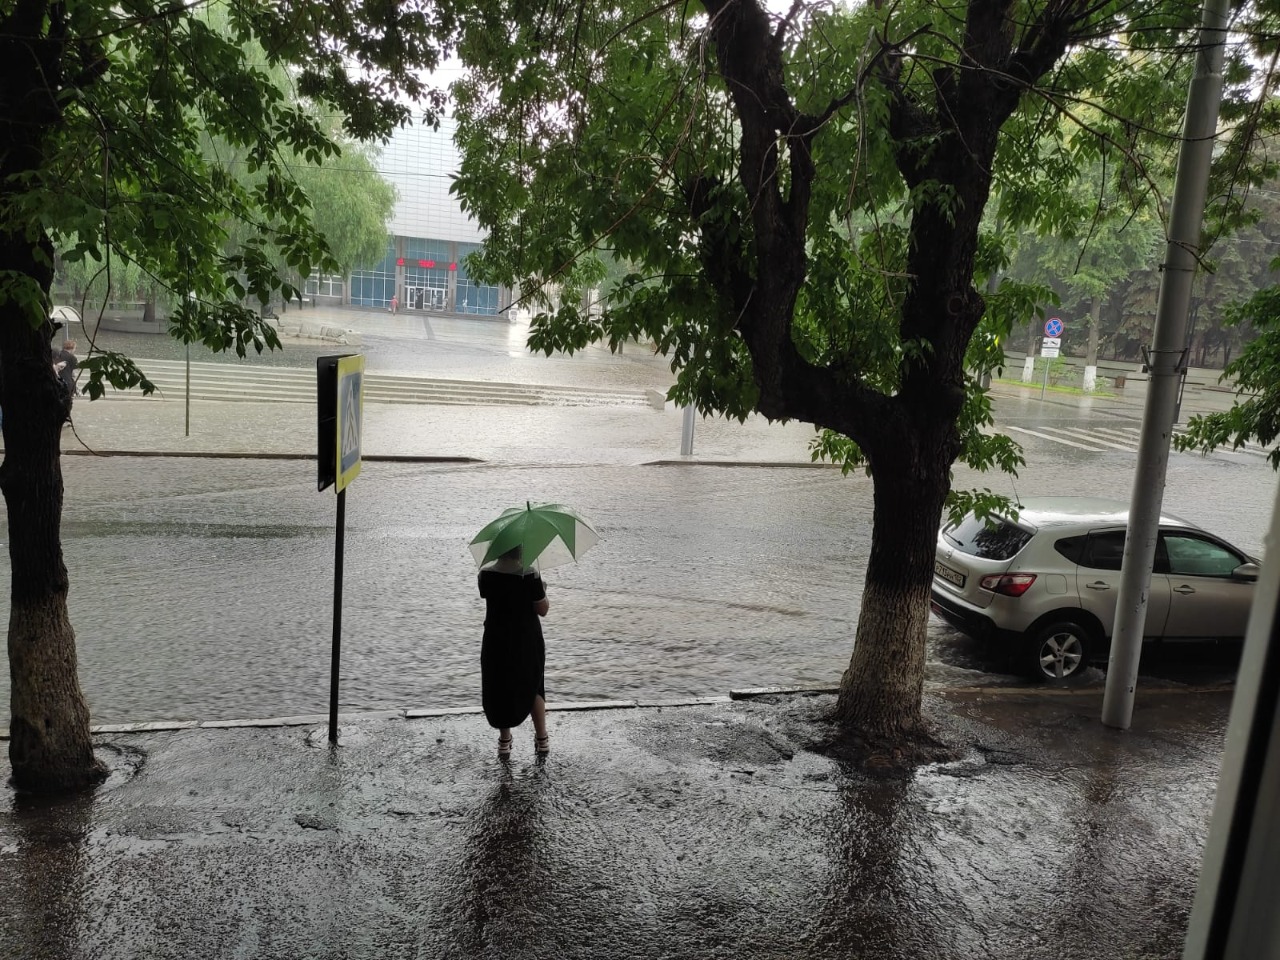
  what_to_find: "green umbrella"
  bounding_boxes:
[470,502,600,571]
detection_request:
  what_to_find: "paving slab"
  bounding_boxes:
[0,689,1227,960]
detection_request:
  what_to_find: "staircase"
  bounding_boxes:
[99,359,652,408]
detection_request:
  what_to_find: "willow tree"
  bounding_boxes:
[0,0,451,791]
[450,0,1278,745]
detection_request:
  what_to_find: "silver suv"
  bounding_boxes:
[930,497,1259,681]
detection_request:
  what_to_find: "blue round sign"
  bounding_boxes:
[1045,317,1064,337]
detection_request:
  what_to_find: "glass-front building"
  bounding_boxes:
[347,244,397,308]
[337,118,510,318]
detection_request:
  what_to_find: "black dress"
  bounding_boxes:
[478,569,546,729]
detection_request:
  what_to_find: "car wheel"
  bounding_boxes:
[1027,621,1092,682]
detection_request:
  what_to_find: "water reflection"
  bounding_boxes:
[454,772,550,953]
[1,791,95,960]
[813,775,921,957]
[1049,738,1204,959]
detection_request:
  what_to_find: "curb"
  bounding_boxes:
[58,450,484,464]
[933,683,1236,698]
[51,449,830,469]
[643,459,840,469]
[0,684,1233,741]
[730,685,839,699]
[0,697,734,740]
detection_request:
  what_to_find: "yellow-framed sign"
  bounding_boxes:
[317,353,365,493]
[335,354,365,492]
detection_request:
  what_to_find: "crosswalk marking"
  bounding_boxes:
[1205,441,1272,459]
[1053,427,1138,451]
[1007,422,1275,461]
[1091,426,1141,443]
[1004,426,1111,451]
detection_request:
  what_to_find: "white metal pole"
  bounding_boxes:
[680,404,695,456]
[1180,473,1280,959]
[1102,0,1228,729]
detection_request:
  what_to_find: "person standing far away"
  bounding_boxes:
[478,545,551,758]
[54,338,78,401]
[389,294,398,315]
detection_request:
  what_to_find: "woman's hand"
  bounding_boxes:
[534,597,549,617]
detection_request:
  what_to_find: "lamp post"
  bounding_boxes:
[185,292,195,438]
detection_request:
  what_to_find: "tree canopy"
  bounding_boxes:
[0,0,453,790]
[1176,276,1280,466]
[448,0,1280,743]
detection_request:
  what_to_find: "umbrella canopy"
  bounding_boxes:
[470,502,600,571]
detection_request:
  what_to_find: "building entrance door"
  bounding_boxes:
[406,287,426,310]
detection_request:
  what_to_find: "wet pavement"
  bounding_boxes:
[0,314,1271,724]
[0,688,1227,959]
[76,307,682,391]
[1,309,1261,958]
[0,450,1258,725]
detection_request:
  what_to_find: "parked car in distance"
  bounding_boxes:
[930,497,1260,681]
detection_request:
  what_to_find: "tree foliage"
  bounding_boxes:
[449,0,1280,743]
[1176,276,1280,466]
[295,141,398,277]
[0,0,452,790]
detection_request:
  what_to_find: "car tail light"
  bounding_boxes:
[980,573,1037,597]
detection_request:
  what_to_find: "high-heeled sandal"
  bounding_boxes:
[534,733,550,755]
[498,733,513,758]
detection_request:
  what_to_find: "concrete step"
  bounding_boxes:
[123,379,645,407]
[134,359,648,394]
[100,360,652,407]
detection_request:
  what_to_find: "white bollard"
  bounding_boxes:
[680,405,695,456]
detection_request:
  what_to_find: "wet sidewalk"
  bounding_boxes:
[0,688,1224,959]
[58,360,1233,467]
[56,301,1243,464]
[62,377,827,465]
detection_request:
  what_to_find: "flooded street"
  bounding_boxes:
[1,310,1273,723]
[0,444,1265,724]
[11,459,877,722]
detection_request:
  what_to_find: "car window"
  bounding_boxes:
[1162,534,1243,578]
[1054,536,1086,563]
[942,514,1033,561]
[1080,532,1127,571]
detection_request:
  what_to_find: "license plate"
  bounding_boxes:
[934,561,965,588]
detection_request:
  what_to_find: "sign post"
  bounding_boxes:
[1040,318,1064,399]
[317,354,364,744]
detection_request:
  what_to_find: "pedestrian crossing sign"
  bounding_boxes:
[335,354,365,492]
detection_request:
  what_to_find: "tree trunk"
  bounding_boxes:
[0,4,103,792]
[1083,296,1102,391]
[0,238,105,793]
[834,432,952,741]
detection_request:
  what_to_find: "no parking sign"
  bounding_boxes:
[1045,317,1064,337]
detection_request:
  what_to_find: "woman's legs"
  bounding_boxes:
[498,727,512,757]
[531,696,548,739]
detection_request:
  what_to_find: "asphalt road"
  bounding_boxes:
[0,431,1265,725]
[0,314,1271,724]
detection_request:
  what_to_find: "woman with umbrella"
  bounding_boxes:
[471,503,599,759]
[478,544,551,757]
